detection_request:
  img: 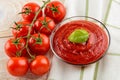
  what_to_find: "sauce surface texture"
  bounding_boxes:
[53,20,109,64]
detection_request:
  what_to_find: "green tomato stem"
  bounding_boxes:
[17,0,50,58]
[26,48,35,59]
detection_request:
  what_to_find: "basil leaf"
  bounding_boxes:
[68,29,89,43]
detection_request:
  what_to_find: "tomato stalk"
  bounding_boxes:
[40,16,52,32]
[27,0,50,37]
[50,4,60,15]
[24,0,50,58]
[51,4,59,12]
[11,22,22,31]
[10,0,50,58]
[16,46,25,57]
[12,38,24,57]
[14,36,27,57]
[35,33,42,44]
[19,8,31,15]
[12,38,20,49]
[26,48,35,59]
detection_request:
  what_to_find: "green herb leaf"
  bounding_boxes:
[68,29,89,43]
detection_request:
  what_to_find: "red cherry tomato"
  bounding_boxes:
[4,38,28,57]
[44,1,66,23]
[34,17,56,35]
[21,2,42,22]
[28,33,50,55]
[30,56,50,75]
[7,57,29,76]
[12,21,34,38]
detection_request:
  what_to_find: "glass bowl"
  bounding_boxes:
[50,16,110,65]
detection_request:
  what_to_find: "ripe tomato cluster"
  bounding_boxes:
[4,0,66,77]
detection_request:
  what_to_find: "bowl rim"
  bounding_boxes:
[50,16,111,66]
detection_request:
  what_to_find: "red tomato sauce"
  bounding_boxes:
[53,20,109,65]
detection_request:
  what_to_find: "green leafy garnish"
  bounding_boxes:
[68,29,89,43]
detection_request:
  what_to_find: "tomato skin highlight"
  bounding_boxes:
[12,21,34,38]
[34,17,56,36]
[44,1,66,23]
[4,38,28,57]
[30,56,50,76]
[28,33,50,55]
[7,57,29,76]
[21,2,42,22]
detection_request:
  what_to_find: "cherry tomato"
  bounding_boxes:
[44,1,66,23]
[28,33,50,55]
[30,56,50,75]
[12,21,34,38]
[4,38,28,57]
[21,2,42,22]
[7,57,29,76]
[34,17,56,35]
